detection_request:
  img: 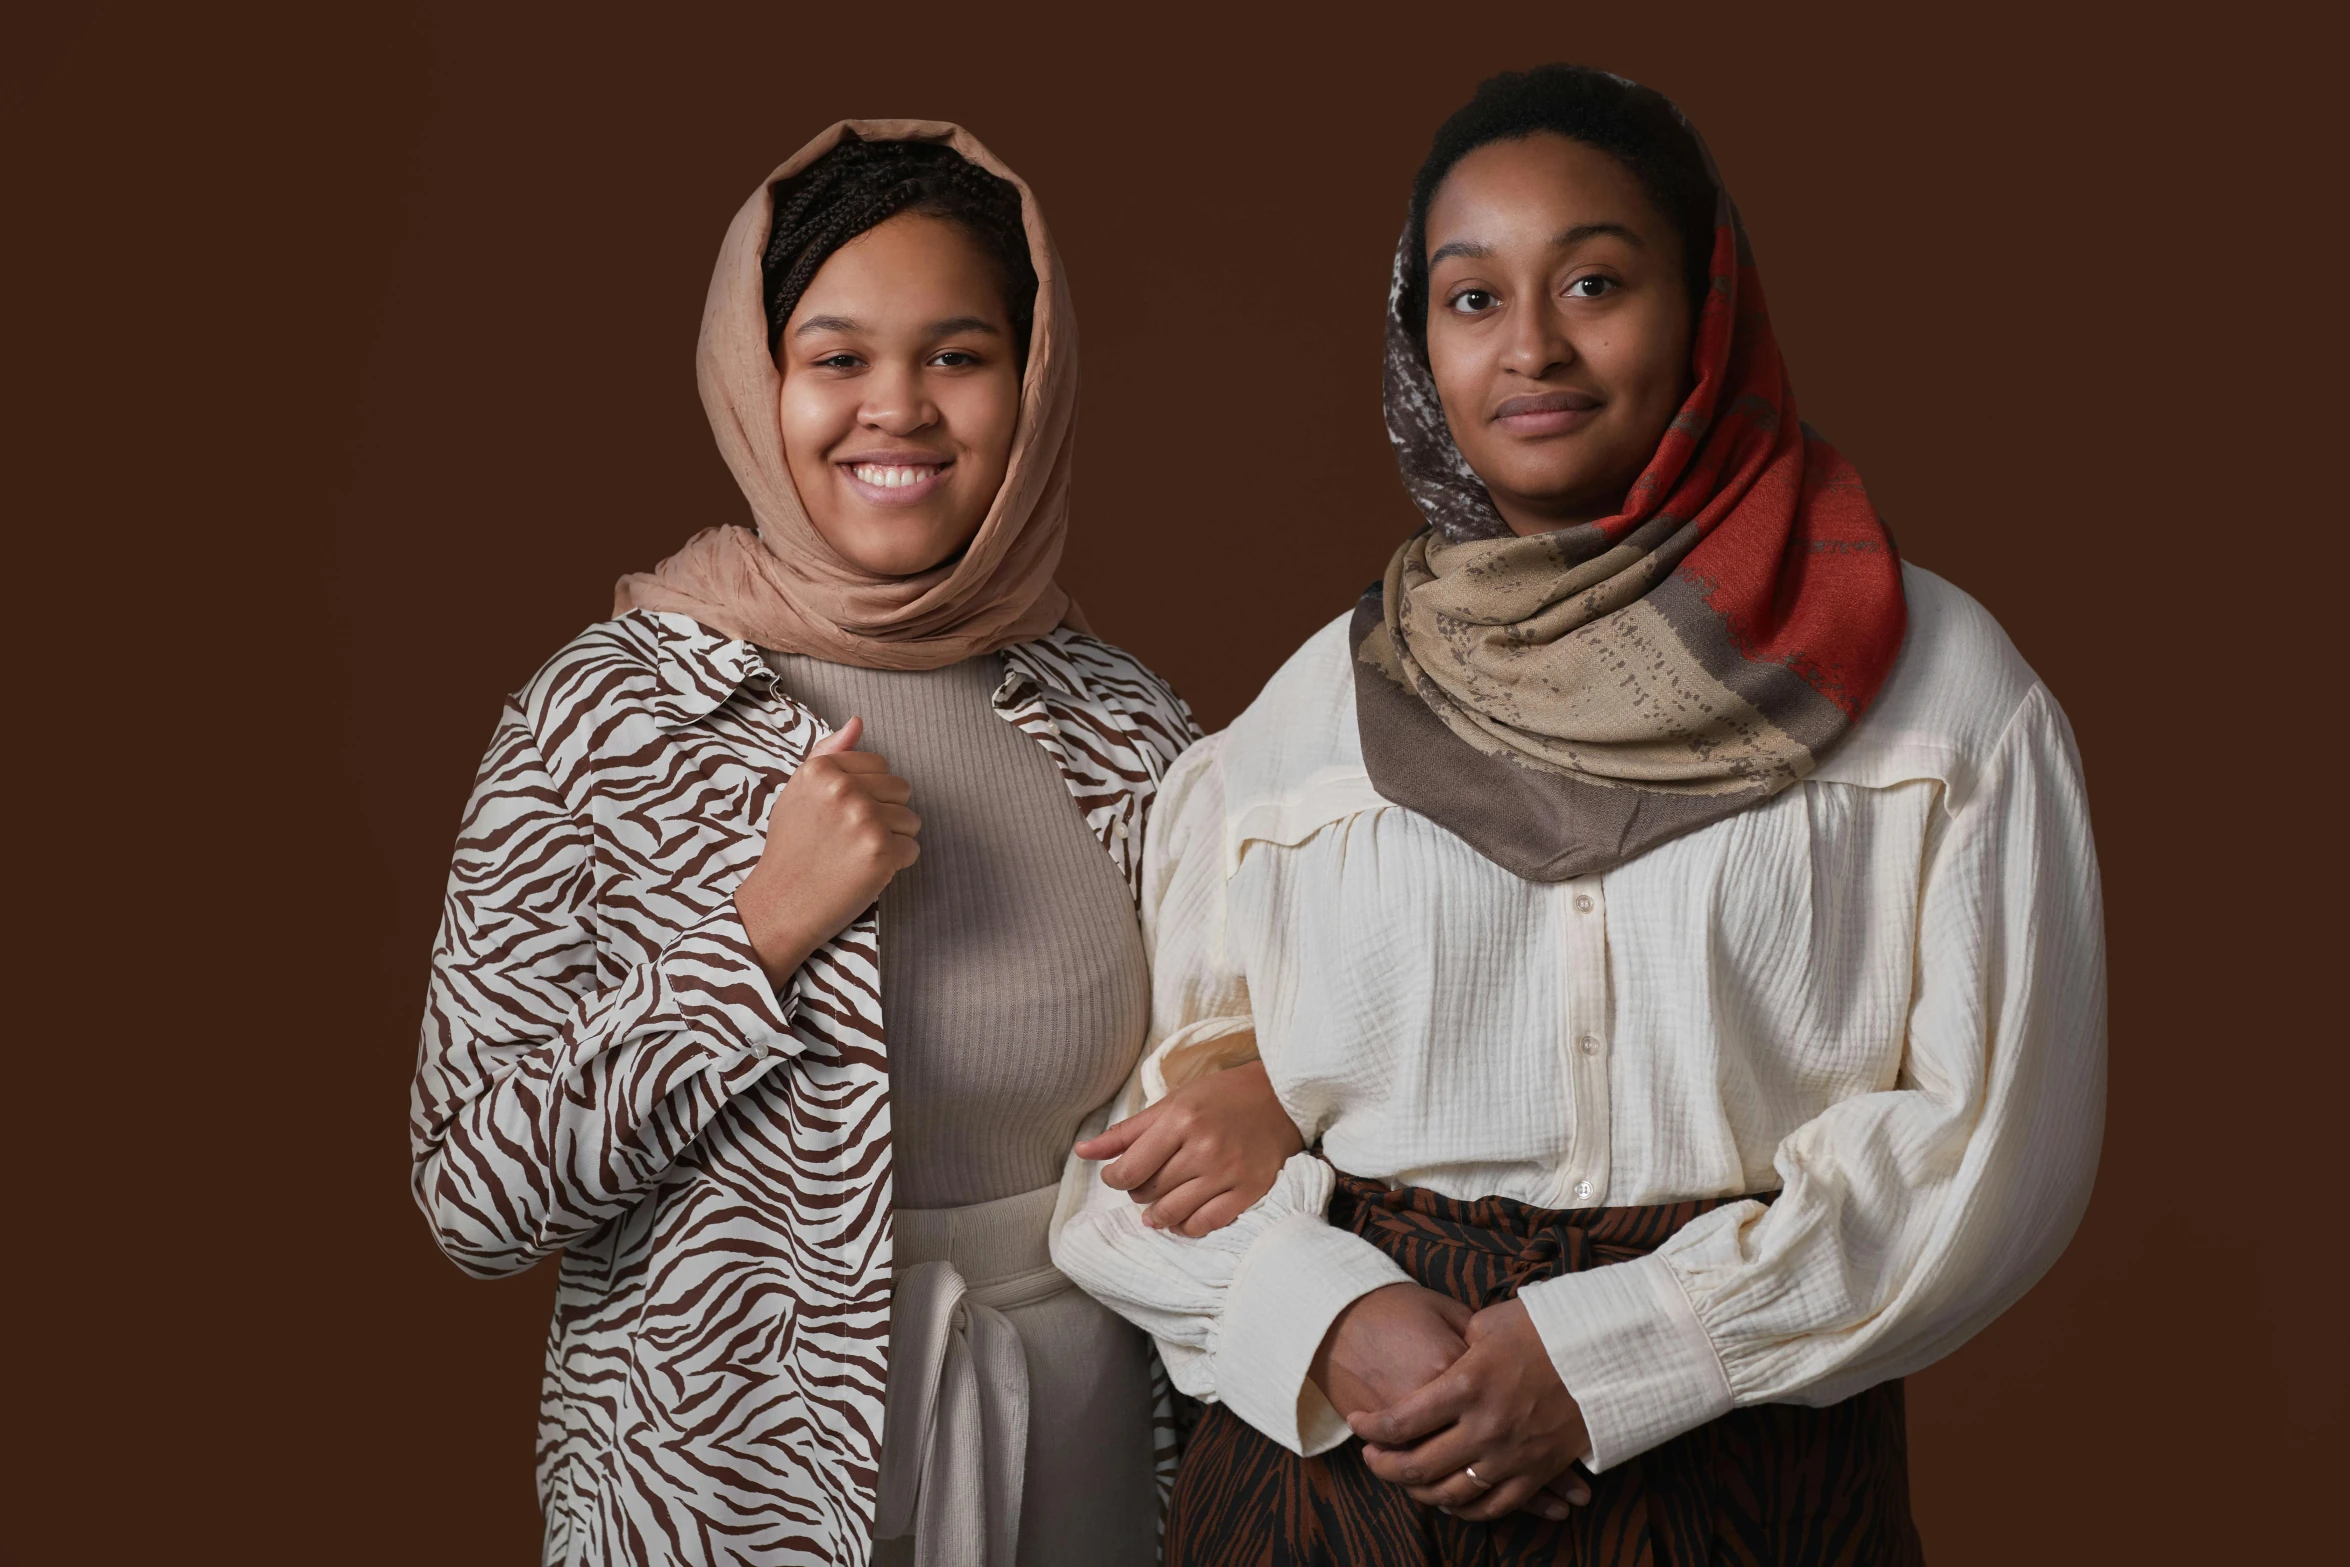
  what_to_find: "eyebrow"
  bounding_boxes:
[791,313,1002,339]
[1427,239,1492,267]
[1427,221,1646,268]
[1555,221,1644,249]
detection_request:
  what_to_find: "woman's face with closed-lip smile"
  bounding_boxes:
[1423,132,1695,537]
[778,211,1022,576]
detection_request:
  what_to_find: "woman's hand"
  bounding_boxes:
[1073,1060,1306,1236]
[1309,1282,1473,1425]
[1349,1296,1592,1522]
[734,717,920,982]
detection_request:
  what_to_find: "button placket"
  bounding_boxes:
[1557,875,1613,1208]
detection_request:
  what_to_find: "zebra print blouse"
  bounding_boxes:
[409,610,1198,1567]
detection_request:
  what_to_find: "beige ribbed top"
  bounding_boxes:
[767,651,1150,1208]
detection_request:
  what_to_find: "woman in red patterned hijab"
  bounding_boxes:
[1354,68,1909,879]
[1058,63,2102,1567]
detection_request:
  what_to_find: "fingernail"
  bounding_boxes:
[1570,1487,1591,1506]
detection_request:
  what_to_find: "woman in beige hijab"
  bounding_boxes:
[409,122,1292,1567]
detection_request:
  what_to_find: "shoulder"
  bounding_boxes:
[512,612,661,711]
[511,610,766,761]
[1199,611,1392,870]
[1227,611,1360,757]
[1220,610,1368,778]
[1020,628,1203,757]
[1811,563,2068,807]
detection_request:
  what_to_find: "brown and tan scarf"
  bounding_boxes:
[1356,87,1907,881]
[615,120,1082,668]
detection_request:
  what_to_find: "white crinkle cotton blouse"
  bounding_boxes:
[1050,562,2106,1472]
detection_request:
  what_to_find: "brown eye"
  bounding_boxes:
[1447,289,1497,314]
[1566,276,1617,299]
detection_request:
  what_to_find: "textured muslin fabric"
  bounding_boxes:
[615,120,1082,668]
[763,652,1149,1206]
[1052,563,2105,1470]
[1359,77,1906,880]
[876,1186,1159,1567]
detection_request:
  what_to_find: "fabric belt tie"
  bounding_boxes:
[874,1188,1072,1567]
[1324,1169,1768,1307]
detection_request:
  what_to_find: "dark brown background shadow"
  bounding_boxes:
[10,2,2341,1560]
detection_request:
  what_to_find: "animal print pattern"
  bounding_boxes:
[1163,1174,1922,1566]
[410,610,1198,1567]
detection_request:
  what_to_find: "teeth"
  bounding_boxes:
[852,464,935,489]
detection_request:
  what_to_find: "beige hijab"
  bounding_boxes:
[614,120,1080,668]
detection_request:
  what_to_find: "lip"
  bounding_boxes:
[1494,390,1602,437]
[837,453,954,507]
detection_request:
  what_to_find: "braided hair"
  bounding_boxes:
[761,134,1038,362]
[1399,66,1716,357]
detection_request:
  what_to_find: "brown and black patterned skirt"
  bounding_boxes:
[1164,1173,1923,1567]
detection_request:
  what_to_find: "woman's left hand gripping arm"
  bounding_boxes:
[1074,1058,1305,1236]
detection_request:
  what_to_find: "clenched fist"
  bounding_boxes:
[734,717,921,982]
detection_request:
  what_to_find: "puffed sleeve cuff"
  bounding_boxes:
[646,900,804,1059]
[1517,1252,1735,1472]
[1216,1207,1413,1456]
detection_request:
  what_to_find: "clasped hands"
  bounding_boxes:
[1075,1063,1592,1523]
[1316,1283,1593,1522]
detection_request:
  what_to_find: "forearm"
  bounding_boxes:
[1053,1120,1408,1454]
[412,900,803,1275]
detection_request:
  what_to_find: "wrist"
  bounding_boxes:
[1312,1281,1407,1384]
[734,886,822,982]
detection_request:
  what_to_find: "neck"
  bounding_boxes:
[1493,490,1621,538]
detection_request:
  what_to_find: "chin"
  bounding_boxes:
[831,520,970,578]
[1504,472,1604,513]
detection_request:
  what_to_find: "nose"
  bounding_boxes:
[857,361,939,437]
[1501,298,1575,379]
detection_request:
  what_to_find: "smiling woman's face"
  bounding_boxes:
[1423,133,1696,537]
[777,212,1022,576]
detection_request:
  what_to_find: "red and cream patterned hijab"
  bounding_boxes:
[1353,82,1908,881]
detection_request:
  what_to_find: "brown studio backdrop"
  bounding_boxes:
[8,2,2341,1560]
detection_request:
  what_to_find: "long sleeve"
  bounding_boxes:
[1519,682,2107,1468]
[1050,734,1412,1455]
[408,703,806,1279]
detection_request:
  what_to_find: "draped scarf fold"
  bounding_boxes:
[1355,85,1906,880]
[615,120,1081,669]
